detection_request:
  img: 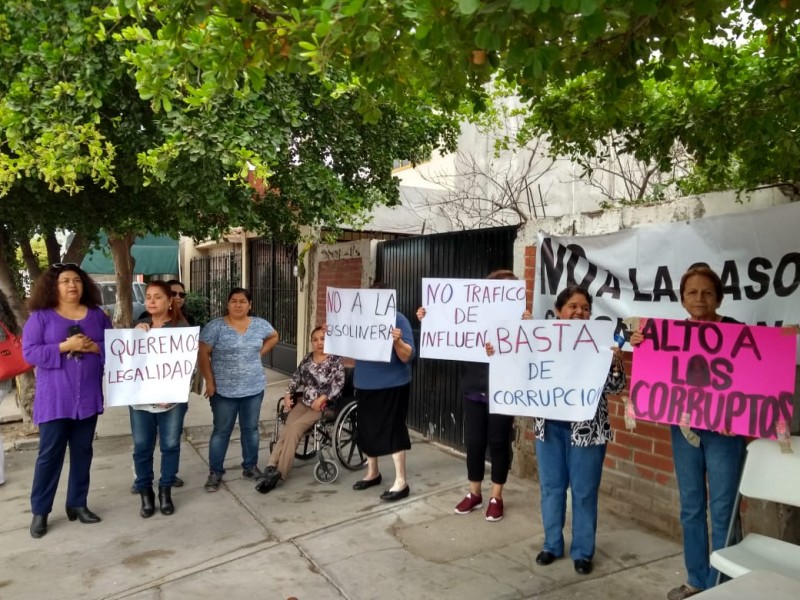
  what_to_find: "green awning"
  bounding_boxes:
[80,233,179,276]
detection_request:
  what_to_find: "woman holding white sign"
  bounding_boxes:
[500,284,625,576]
[352,283,416,501]
[199,288,279,493]
[417,269,527,522]
[129,280,190,518]
[631,264,746,600]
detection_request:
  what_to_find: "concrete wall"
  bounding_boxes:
[512,188,799,542]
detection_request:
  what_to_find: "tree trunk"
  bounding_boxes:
[19,238,43,282]
[63,230,92,265]
[0,229,28,325]
[108,232,136,328]
[44,229,61,264]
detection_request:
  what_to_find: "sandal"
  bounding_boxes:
[666,584,702,600]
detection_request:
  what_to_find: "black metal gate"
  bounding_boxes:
[189,252,242,319]
[376,226,518,450]
[248,239,298,374]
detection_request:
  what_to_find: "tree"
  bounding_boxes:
[111,0,800,191]
[1,0,458,325]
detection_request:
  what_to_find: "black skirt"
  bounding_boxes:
[356,384,411,457]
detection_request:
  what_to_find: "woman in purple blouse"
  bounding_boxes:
[22,264,111,539]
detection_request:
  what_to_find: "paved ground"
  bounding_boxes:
[0,371,688,600]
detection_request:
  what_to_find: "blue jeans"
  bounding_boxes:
[31,416,98,515]
[130,404,187,489]
[536,420,607,561]
[671,426,745,590]
[208,391,264,475]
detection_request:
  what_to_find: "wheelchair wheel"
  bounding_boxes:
[314,460,338,484]
[333,400,366,470]
[295,433,316,460]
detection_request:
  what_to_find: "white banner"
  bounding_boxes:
[324,287,396,362]
[489,319,615,420]
[104,327,200,407]
[419,277,526,363]
[534,203,800,344]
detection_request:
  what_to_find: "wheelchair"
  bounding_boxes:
[269,390,366,484]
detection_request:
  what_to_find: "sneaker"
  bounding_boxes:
[666,584,701,600]
[485,497,504,521]
[454,493,483,515]
[204,471,222,493]
[242,465,264,480]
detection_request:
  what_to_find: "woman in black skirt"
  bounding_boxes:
[351,285,416,502]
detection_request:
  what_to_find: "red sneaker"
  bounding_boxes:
[454,493,483,514]
[485,497,504,521]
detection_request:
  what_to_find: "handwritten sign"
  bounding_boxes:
[104,327,200,407]
[420,278,526,363]
[630,318,797,438]
[324,287,396,362]
[488,319,615,420]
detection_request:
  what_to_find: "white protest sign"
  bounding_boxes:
[420,277,526,363]
[324,287,396,362]
[488,319,615,421]
[104,327,200,407]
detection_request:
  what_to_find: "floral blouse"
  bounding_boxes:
[533,355,626,447]
[287,353,345,408]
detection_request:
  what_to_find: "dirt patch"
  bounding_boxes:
[0,420,38,447]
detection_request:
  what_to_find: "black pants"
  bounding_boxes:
[31,415,98,515]
[463,397,514,485]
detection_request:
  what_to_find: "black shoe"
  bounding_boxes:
[255,474,279,494]
[65,506,102,524]
[30,514,48,539]
[173,476,184,488]
[574,559,593,575]
[352,474,382,490]
[535,551,557,566]
[380,485,410,502]
[140,487,155,518]
[158,486,174,516]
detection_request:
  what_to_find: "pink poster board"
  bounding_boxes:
[630,318,797,438]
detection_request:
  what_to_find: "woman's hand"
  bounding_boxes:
[61,333,89,354]
[204,380,216,399]
[391,327,403,342]
[485,342,495,357]
[522,310,532,320]
[135,323,151,332]
[629,331,644,347]
[283,392,294,411]
[416,307,426,320]
[311,396,327,412]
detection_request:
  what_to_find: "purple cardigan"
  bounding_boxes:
[22,307,112,425]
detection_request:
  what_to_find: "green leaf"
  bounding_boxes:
[510,0,541,11]
[456,0,481,16]
[579,0,597,16]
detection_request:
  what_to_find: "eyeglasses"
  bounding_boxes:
[51,263,79,270]
[171,291,187,298]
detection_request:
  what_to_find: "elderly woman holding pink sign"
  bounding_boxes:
[631,264,745,600]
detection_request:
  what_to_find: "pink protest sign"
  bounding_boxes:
[630,318,797,438]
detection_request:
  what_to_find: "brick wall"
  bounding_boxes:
[315,257,363,327]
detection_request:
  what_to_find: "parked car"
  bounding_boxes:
[95,281,146,320]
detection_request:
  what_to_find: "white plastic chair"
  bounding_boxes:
[709,436,800,582]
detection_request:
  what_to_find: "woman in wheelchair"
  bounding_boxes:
[256,326,345,493]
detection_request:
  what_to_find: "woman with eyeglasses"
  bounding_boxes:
[22,263,112,538]
[487,284,625,576]
[129,281,190,518]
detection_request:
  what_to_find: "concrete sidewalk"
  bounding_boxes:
[0,370,685,599]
